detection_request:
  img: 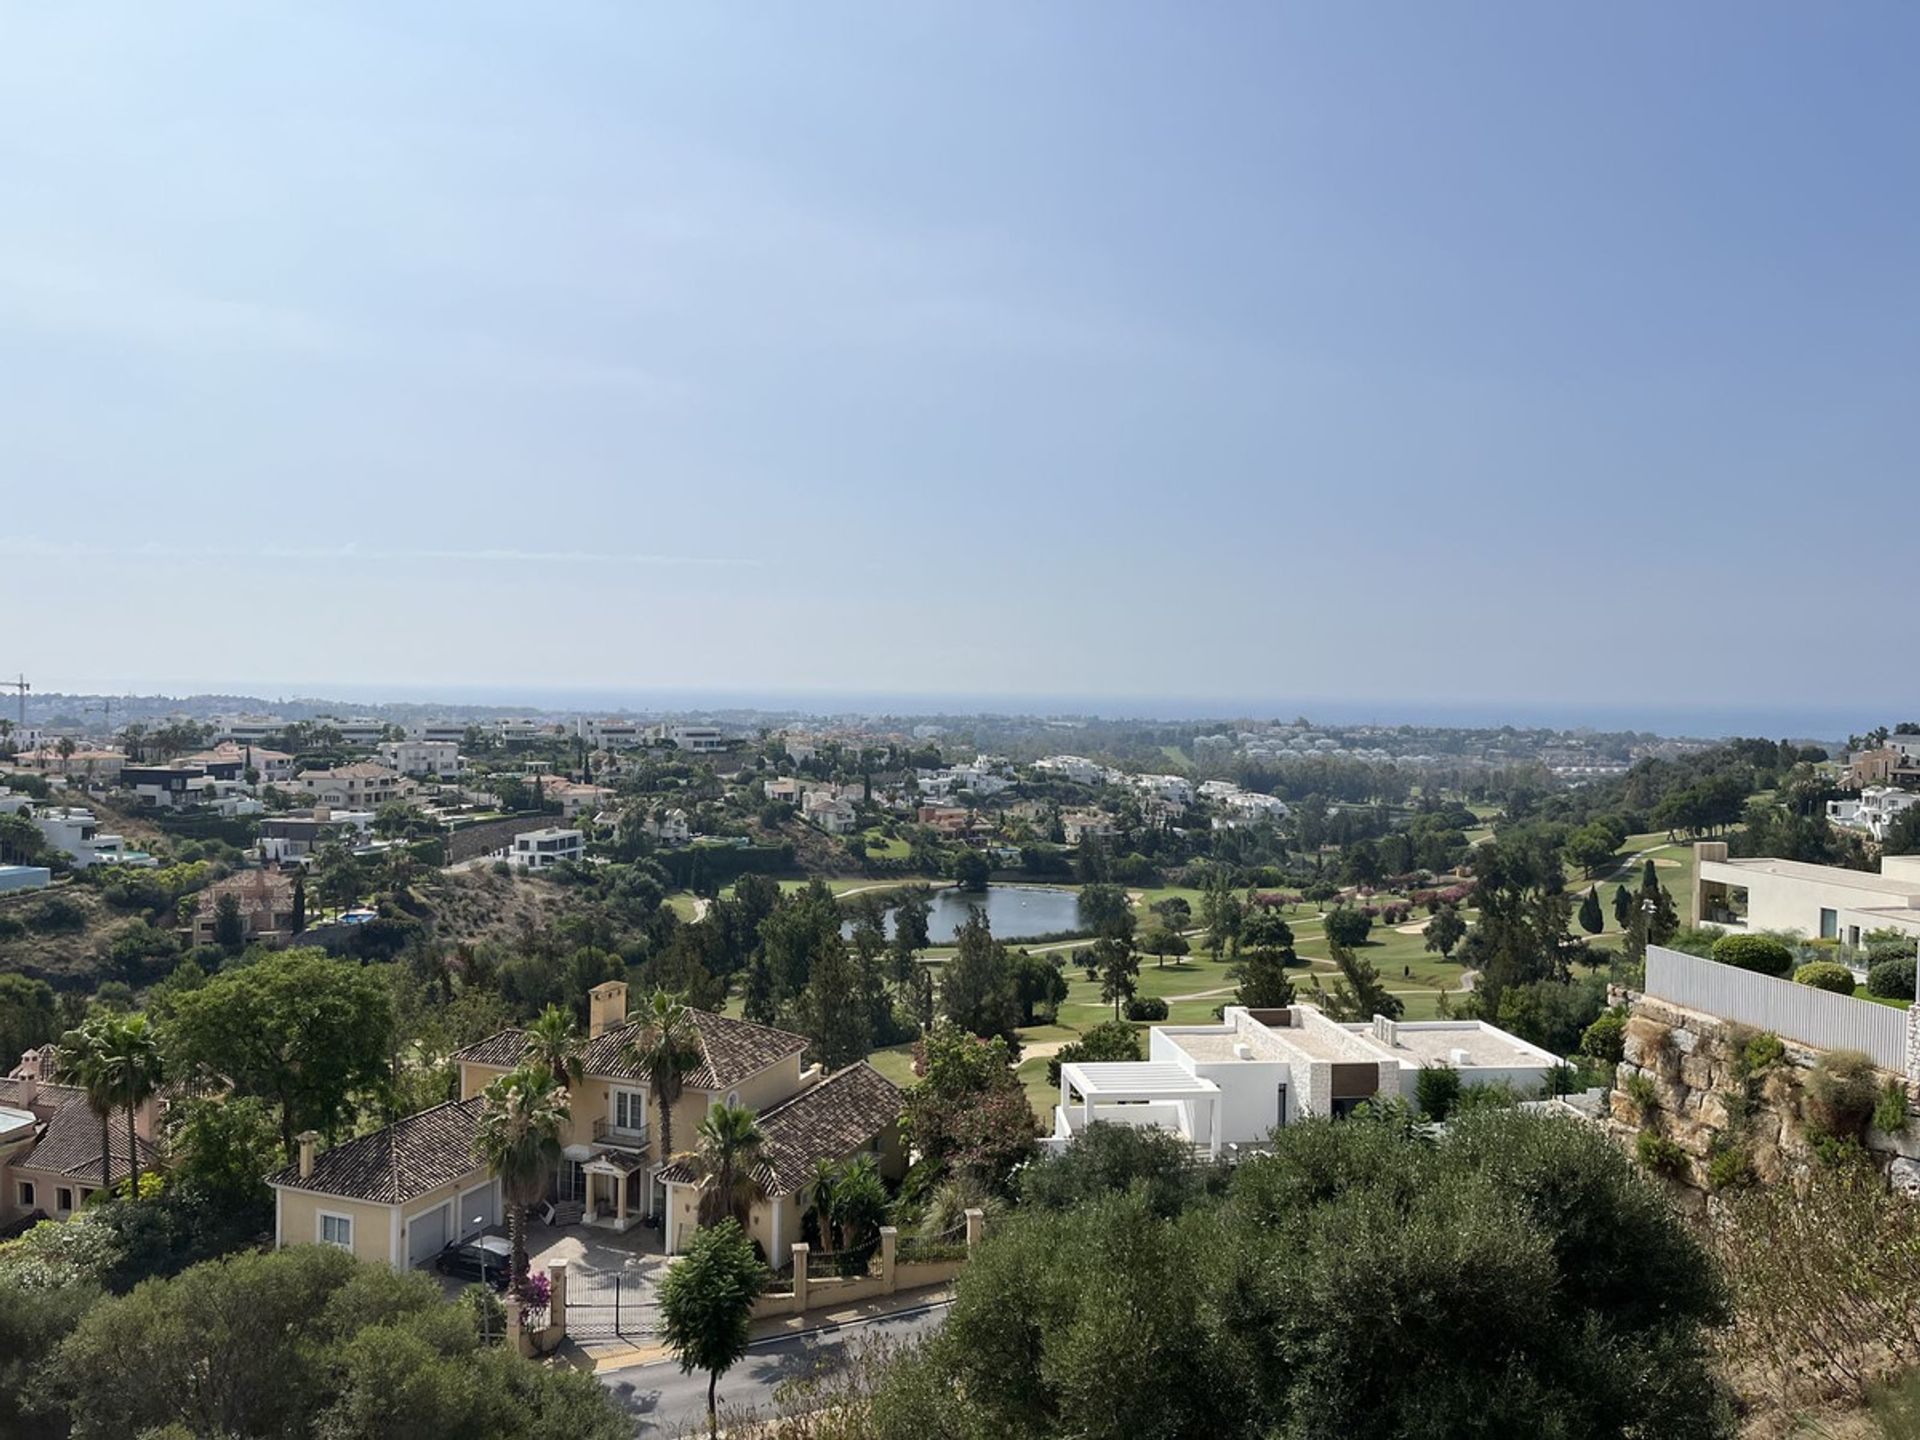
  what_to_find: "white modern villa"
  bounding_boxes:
[1693,841,1920,946]
[1050,1004,1561,1156]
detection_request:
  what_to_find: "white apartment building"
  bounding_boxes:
[1034,755,1109,786]
[213,714,287,743]
[666,725,727,754]
[1049,1005,1559,1156]
[496,718,555,741]
[1694,841,1920,945]
[1062,809,1117,845]
[311,717,388,746]
[1827,787,1920,843]
[642,808,692,845]
[1133,773,1194,806]
[577,718,646,749]
[802,792,858,835]
[377,740,464,780]
[507,827,584,869]
[411,723,471,745]
[1224,790,1291,821]
[33,808,156,869]
[298,763,408,808]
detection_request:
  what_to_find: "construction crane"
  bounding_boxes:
[3,673,26,733]
[86,696,114,738]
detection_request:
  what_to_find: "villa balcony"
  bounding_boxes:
[592,1117,650,1153]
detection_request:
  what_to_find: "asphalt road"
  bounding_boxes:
[598,1299,952,1436]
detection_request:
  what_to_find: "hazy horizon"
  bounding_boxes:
[7,675,1875,742]
[4,5,1916,714]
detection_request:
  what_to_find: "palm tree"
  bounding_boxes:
[683,1103,765,1227]
[96,1013,162,1197]
[473,1067,571,1292]
[521,1005,583,1088]
[53,1017,116,1195]
[620,989,702,1175]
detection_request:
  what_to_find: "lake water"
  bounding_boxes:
[852,885,1084,944]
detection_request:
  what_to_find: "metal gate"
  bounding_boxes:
[566,1272,655,1340]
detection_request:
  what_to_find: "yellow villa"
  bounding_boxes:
[269,979,905,1272]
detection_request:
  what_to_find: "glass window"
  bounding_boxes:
[1820,908,1839,940]
[615,1091,644,1131]
[56,1188,72,1211]
[321,1214,353,1249]
[17,1182,33,1208]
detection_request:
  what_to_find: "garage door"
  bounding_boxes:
[459,1184,497,1238]
[407,1202,450,1268]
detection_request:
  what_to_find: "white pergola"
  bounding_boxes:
[1057,1062,1222,1159]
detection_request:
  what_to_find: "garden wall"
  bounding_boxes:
[1604,987,1920,1204]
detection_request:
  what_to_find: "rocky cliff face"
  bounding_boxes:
[1604,989,1920,1203]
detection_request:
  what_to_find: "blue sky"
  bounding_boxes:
[2,4,1915,719]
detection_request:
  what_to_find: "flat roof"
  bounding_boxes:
[1060,1062,1219,1097]
[1701,857,1920,898]
[1368,1023,1557,1069]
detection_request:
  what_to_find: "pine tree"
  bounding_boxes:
[1612,885,1634,929]
[1233,946,1295,1008]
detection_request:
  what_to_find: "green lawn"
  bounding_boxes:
[859,829,911,862]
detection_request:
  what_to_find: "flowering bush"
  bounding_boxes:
[518,1269,551,1328]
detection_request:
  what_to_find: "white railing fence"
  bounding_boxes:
[1643,946,1908,1073]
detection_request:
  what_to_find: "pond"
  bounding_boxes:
[852,885,1085,944]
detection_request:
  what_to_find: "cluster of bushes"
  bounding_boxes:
[1123,995,1168,1022]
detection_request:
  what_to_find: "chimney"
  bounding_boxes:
[297,1130,319,1180]
[588,980,629,1040]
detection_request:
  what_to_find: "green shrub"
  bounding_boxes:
[1803,1050,1880,1140]
[1705,1145,1753,1191]
[1416,1065,1461,1120]
[1739,1030,1785,1075]
[1124,996,1169,1022]
[1323,906,1373,947]
[0,912,25,941]
[1622,1072,1660,1118]
[1712,933,1794,977]
[1874,1078,1910,1135]
[1664,925,1726,959]
[27,895,87,933]
[1580,1010,1626,1063]
[1867,956,1916,999]
[1636,1130,1687,1176]
[1794,962,1856,996]
[1047,1019,1143,1087]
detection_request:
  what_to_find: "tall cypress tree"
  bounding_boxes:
[1578,886,1604,936]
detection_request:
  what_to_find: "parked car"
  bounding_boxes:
[434,1234,511,1288]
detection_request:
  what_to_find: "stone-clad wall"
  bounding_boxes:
[1605,989,1920,1201]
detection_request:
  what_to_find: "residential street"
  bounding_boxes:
[598,1298,951,1436]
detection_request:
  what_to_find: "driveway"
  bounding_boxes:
[535,1222,670,1348]
[599,1297,952,1435]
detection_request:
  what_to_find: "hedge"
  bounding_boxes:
[1711,933,1795,977]
[1794,962,1856,996]
[1868,956,1917,1000]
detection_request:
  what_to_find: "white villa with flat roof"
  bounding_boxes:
[1693,841,1920,946]
[1050,1004,1560,1156]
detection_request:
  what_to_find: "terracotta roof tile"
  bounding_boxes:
[451,1011,806,1093]
[266,1099,483,1204]
[659,1062,902,1196]
[0,1079,157,1185]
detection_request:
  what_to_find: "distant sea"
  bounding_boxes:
[197,681,1885,745]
